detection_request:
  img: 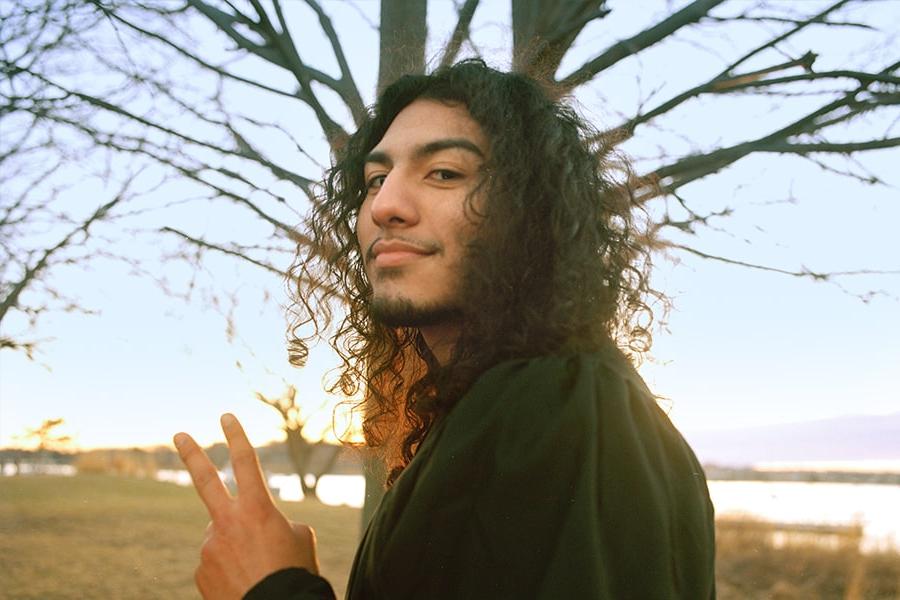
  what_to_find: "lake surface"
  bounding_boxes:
[154,470,900,551]
[708,480,900,551]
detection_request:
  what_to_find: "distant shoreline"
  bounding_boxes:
[704,464,900,485]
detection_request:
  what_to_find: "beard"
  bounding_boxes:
[370,295,463,328]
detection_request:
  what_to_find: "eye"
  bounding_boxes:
[366,174,386,193]
[431,169,462,181]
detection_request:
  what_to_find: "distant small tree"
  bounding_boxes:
[18,417,72,452]
[11,417,73,473]
[256,385,341,500]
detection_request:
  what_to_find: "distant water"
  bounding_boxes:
[154,469,366,508]
[1,463,76,476]
[155,470,900,551]
[268,473,366,507]
[753,459,900,473]
[709,480,900,551]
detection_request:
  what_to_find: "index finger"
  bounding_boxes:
[174,432,231,520]
[219,413,272,505]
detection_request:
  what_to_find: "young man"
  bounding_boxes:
[175,61,716,599]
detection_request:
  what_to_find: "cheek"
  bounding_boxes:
[451,210,482,252]
[355,205,373,255]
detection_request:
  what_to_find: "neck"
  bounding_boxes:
[419,323,460,365]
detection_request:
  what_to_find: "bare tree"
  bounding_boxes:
[1,2,167,355]
[2,1,895,306]
[2,0,898,522]
[17,417,72,451]
[3,418,71,475]
[256,385,342,501]
[0,169,137,357]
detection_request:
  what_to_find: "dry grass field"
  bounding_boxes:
[716,516,900,599]
[0,475,358,599]
[1,475,898,599]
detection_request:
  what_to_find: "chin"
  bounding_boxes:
[370,294,461,328]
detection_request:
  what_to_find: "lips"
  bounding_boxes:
[369,239,434,267]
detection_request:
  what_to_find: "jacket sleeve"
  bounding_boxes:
[411,354,716,599]
[243,568,336,600]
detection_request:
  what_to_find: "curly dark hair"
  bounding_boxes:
[287,60,658,485]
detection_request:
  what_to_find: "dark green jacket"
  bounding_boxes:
[247,352,716,599]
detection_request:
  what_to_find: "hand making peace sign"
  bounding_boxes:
[174,413,320,599]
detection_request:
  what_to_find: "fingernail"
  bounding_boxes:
[173,433,187,449]
[220,413,236,428]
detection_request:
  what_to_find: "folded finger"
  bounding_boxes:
[174,432,231,519]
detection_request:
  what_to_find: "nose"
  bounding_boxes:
[368,169,419,228]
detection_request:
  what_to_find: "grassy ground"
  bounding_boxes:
[0,475,358,599]
[2,475,899,599]
[715,517,900,599]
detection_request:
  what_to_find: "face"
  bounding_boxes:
[357,99,489,328]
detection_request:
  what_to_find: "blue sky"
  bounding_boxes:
[1,1,898,451]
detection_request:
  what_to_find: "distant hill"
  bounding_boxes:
[682,412,900,468]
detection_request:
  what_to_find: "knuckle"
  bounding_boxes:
[197,471,218,491]
[194,566,206,595]
[192,474,213,494]
[199,538,216,563]
[293,522,315,542]
[215,512,236,533]
[244,495,273,517]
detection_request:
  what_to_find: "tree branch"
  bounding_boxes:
[439,0,480,68]
[714,0,852,79]
[642,64,900,198]
[557,0,726,93]
[256,388,294,422]
[0,183,128,325]
[27,110,313,249]
[671,243,900,281]
[604,53,818,141]
[298,0,366,124]
[93,4,301,100]
[160,226,288,277]
[705,14,874,31]
[512,0,611,80]
[186,0,284,66]
[14,65,319,195]
[608,62,899,142]
[764,137,900,155]
[187,0,349,149]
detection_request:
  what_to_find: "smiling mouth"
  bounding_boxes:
[373,250,431,268]
[368,238,438,268]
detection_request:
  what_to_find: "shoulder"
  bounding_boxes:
[408,351,715,597]
[439,349,713,510]
[437,350,672,469]
[454,349,660,433]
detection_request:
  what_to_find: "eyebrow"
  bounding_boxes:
[364,137,485,166]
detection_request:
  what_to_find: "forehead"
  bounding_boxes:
[372,99,488,156]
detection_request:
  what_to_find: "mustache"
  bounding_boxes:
[365,236,442,262]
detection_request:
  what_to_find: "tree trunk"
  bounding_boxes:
[303,444,343,499]
[512,0,609,81]
[377,0,428,95]
[284,427,316,498]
